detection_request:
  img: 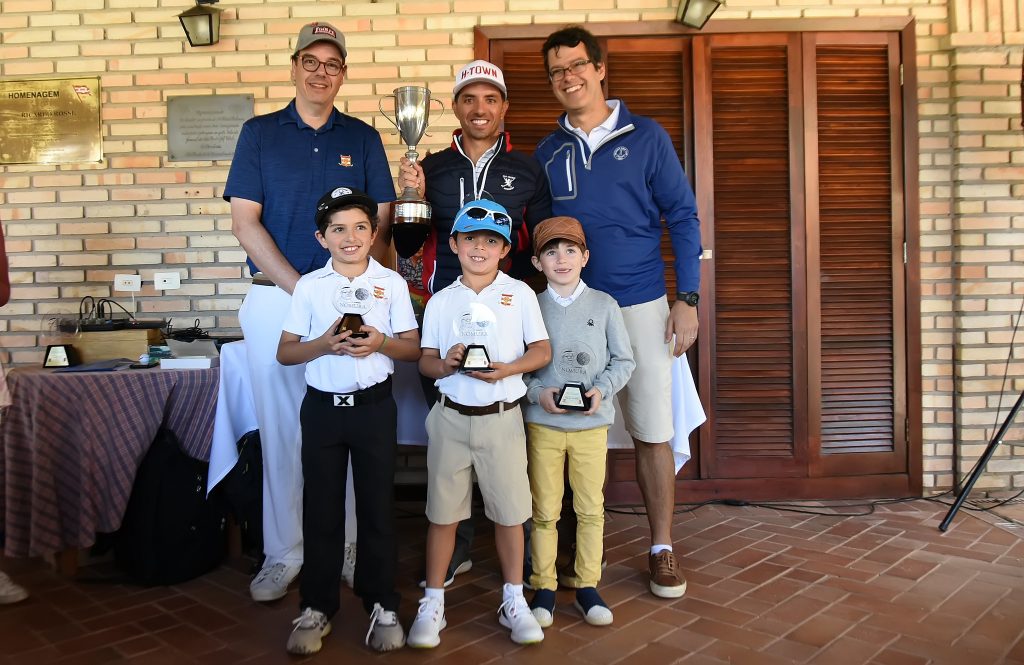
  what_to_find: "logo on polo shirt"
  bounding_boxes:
[500,293,513,306]
[339,155,352,167]
[501,175,516,191]
[373,285,385,299]
[613,146,629,161]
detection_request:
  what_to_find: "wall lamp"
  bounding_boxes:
[676,0,722,29]
[178,0,223,47]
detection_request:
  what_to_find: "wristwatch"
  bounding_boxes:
[677,291,700,307]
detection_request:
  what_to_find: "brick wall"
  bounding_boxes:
[0,0,1021,493]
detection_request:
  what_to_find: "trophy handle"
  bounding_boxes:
[378,95,400,133]
[424,98,445,138]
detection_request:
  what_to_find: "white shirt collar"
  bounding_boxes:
[313,256,386,280]
[566,100,621,151]
[547,279,587,307]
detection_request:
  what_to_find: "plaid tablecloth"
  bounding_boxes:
[0,367,218,558]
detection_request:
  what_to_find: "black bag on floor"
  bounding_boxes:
[115,426,228,585]
[218,429,264,558]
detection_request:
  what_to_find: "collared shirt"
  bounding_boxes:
[282,257,418,393]
[546,279,587,308]
[565,100,621,153]
[224,99,396,276]
[421,271,548,406]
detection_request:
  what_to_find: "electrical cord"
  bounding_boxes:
[166,318,209,341]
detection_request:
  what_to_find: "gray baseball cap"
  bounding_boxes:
[293,22,347,60]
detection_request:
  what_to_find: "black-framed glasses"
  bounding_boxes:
[548,59,593,82]
[464,206,512,227]
[300,55,345,76]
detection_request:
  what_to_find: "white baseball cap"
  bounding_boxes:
[453,60,507,98]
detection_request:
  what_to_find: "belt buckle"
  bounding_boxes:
[333,394,355,407]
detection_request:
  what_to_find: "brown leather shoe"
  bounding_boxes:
[648,551,687,598]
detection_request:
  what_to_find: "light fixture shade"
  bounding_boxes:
[178,0,223,47]
[676,0,722,30]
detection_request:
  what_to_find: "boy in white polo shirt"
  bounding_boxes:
[408,199,552,649]
[277,187,421,656]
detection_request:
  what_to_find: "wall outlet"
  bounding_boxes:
[113,274,141,292]
[154,272,181,290]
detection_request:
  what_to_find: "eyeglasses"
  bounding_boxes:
[463,206,512,227]
[300,55,345,76]
[548,59,593,82]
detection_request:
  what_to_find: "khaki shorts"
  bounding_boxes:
[618,296,675,444]
[425,400,532,527]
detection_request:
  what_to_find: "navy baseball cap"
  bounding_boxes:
[450,199,512,243]
[315,186,377,227]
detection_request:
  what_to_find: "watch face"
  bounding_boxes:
[680,292,699,306]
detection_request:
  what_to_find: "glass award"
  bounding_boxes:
[331,280,373,339]
[557,381,591,411]
[460,344,494,373]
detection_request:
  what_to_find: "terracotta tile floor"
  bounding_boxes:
[2,498,1023,665]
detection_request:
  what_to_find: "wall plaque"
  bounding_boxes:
[168,94,253,162]
[0,77,102,165]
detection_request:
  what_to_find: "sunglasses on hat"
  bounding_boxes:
[463,206,511,227]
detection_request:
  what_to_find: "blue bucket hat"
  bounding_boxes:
[450,199,512,243]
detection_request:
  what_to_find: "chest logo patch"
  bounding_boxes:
[500,293,513,307]
[339,155,352,167]
[373,285,386,300]
[613,146,629,161]
[501,175,516,191]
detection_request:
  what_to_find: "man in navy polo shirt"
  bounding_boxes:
[224,21,396,603]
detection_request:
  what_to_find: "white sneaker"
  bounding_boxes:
[286,607,331,655]
[365,602,405,652]
[250,561,300,602]
[497,590,544,645]
[0,571,28,605]
[407,596,446,649]
[342,542,356,588]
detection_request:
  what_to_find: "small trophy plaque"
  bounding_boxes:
[332,281,372,339]
[460,344,494,373]
[556,381,591,411]
[334,313,368,338]
[43,344,79,368]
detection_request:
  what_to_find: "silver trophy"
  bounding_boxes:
[380,86,444,257]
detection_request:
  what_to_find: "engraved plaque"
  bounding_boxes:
[167,94,253,162]
[0,77,102,165]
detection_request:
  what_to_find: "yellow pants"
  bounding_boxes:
[527,423,608,590]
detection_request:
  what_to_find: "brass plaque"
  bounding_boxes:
[167,94,253,162]
[0,77,102,165]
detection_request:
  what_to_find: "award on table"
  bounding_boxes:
[460,344,494,373]
[43,344,79,368]
[380,85,444,258]
[331,279,374,339]
[556,381,591,411]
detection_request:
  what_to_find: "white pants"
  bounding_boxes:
[239,285,357,565]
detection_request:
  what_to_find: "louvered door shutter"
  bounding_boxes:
[805,33,907,476]
[488,39,562,155]
[693,34,808,478]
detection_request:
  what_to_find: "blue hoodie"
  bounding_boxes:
[534,100,701,307]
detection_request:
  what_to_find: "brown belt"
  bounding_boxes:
[440,396,520,417]
[251,273,275,287]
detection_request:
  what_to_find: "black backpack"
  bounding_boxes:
[114,427,229,585]
[218,430,264,559]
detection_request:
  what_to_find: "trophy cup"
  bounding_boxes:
[460,344,494,373]
[332,282,373,339]
[557,381,591,411]
[380,86,444,258]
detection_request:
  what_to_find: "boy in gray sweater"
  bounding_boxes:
[524,216,635,627]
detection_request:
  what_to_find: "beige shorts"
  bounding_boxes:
[425,400,532,527]
[618,295,675,444]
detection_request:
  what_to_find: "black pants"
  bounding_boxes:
[299,385,400,618]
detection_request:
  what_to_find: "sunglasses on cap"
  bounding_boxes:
[462,206,512,227]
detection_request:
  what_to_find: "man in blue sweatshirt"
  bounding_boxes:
[534,25,702,599]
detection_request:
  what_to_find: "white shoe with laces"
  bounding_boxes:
[407,596,446,649]
[250,561,300,602]
[0,571,28,605]
[365,602,405,652]
[285,607,331,655]
[497,588,544,645]
[342,542,356,588]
